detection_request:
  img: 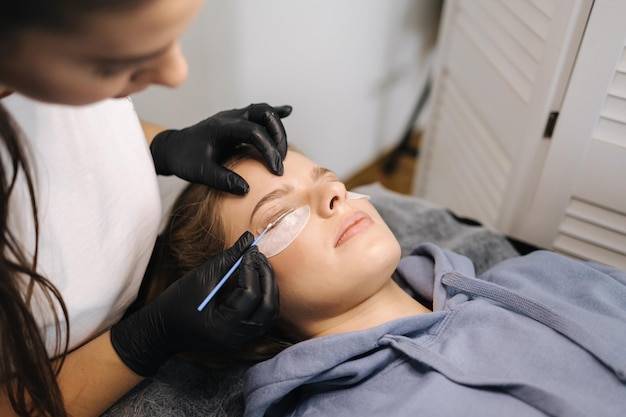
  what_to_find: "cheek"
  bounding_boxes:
[265,208,401,326]
[42,60,135,104]
[26,71,124,105]
[38,60,109,99]
[268,226,334,306]
[269,226,327,287]
[268,208,400,292]
[68,76,131,104]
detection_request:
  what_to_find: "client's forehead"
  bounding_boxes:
[236,151,314,183]
[242,152,317,200]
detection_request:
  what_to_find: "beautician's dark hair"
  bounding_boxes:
[0,0,151,42]
[0,106,69,416]
[0,1,151,415]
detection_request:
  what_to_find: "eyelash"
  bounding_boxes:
[95,66,125,79]
[258,207,294,234]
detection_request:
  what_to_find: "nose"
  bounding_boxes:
[131,43,189,89]
[316,181,348,218]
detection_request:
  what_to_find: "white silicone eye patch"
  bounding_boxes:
[257,205,311,258]
[347,191,371,200]
[255,193,367,258]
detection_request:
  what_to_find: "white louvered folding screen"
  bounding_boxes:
[521,1,626,270]
[415,0,592,228]
[417,0,626,270]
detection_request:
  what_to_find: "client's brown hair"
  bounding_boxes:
[147,146,295,368]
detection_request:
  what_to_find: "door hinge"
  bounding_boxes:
[543,111,559,138]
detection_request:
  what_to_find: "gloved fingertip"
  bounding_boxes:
[239,231,255,245]
[231,231,254,254]
[238,182,250,194]
[275,105,293,118]
[229,179,249,195]
[276,138,288,160]
[273,159,284,176]
[261,152,284,176]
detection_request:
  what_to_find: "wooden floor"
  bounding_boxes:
[344,132,420,195]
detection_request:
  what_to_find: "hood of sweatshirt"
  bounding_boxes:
[244,243,626,417]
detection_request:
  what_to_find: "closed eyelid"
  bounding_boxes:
[250,186,293,225]
[255,207,294,234]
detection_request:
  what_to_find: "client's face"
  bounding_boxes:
[220,151,401,337]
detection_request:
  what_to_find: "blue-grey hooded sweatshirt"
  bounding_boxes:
[244,243,626,417]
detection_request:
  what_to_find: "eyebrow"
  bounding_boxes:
[249,166,335,224]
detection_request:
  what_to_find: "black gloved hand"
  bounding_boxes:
[110,232,279,377]
[150,103,292,194]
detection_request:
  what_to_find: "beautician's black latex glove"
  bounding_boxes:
[110,232,279,377]
[150,103,292,194]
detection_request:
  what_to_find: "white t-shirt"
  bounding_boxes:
[2,94,161,356]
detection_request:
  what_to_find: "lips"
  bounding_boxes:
[335,211,374,247]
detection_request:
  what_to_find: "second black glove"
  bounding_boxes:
[150,103,292,194]
[110,232,279,377]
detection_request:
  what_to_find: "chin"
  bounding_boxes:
[362,232,402,276]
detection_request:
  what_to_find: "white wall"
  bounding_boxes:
[132,0,441,180]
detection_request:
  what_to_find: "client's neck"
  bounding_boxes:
[304,280,430,339]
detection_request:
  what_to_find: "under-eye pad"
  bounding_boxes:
[257,205,311,258]
[347,191,371,200]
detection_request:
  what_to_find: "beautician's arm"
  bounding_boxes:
[56,332,143,416]
[141,119,165,145]
[0,331,143,417]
